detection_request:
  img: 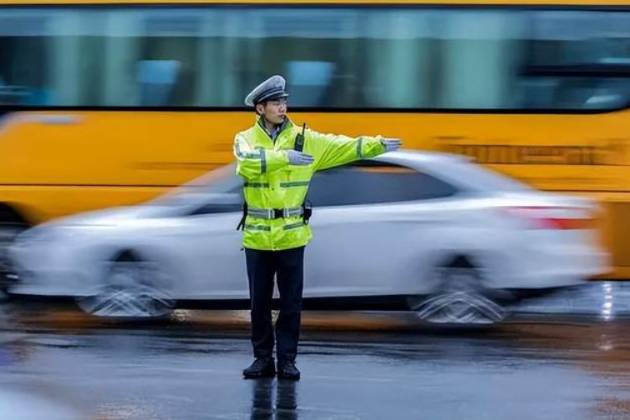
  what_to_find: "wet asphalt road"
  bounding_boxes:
[1,283,630,420]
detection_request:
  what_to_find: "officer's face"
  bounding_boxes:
[259,99,287,124]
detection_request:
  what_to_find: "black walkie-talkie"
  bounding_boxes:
[294,123,306,152]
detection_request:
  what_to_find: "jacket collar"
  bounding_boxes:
[256,116,293,142]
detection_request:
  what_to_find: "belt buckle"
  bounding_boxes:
[274,209,283,219]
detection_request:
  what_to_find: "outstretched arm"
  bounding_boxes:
[310,130,400,171]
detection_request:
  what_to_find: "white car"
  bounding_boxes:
[7,151,609,323]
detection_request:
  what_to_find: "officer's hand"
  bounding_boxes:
[287,150,314,166]
[382,138,402,152]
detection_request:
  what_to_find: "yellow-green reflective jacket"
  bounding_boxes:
[234,117,386,251]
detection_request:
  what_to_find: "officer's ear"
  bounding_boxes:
[255,102,266,116]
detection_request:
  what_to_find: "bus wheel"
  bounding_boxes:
[76,252,174,319]
[409,260,506,325]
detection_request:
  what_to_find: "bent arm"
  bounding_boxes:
[233,133,289,180]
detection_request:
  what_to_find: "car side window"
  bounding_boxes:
[308,162,457,207]
[187,193,243,216]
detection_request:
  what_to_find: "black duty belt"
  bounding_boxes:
[236,202,312,230]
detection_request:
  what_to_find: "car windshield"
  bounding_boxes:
[434,160,533,193]
[150,164,241,206]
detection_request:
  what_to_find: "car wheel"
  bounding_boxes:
[76,253,174,318]
[0,222,27,297]
[409,262,507,325]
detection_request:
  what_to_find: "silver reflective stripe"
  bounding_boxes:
[248,207,303,219]
[245,224,271,232]
[244,182,269,188]
[280,181,309,188]
[234,140,244,157]
[260,148,267,174]
[357,137,364,158]
[284,222,304,231]
[248,208,273,219]
[283,207,303,217]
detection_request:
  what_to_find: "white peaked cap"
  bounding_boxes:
[244,75,289,107]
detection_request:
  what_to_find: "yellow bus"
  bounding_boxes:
[0,0,629,278]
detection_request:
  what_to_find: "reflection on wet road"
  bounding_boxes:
[1,282,630,419]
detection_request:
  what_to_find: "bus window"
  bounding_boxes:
[521,10,630,110]
[0,13,49,105]
[0,6,629,110]
[436,10,525,109]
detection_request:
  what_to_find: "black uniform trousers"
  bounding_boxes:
[245,246,304,362]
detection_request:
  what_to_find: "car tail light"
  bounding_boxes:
[502,206,594,230]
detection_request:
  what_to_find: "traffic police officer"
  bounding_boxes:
[235,75,401,380]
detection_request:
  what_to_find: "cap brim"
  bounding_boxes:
[245,92,289,107]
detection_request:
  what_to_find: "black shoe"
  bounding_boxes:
[243,357,276,379]
[277,360,300,381]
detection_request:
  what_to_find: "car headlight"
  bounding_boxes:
[15,222,116,247]
[15,225,81,246]
[15,227,58,245]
